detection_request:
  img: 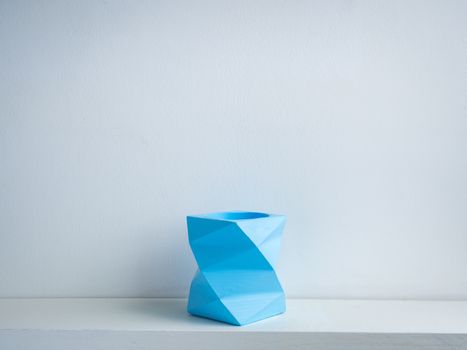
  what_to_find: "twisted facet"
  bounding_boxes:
[187,211,286,325]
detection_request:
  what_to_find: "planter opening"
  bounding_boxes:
[207,211,269,220]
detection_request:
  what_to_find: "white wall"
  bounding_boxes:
[1,0,466,299]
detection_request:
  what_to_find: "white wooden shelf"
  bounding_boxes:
[1,298,466,349]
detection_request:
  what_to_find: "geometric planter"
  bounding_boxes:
[187,211,286,326]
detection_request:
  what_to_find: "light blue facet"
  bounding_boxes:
[187,211,286,326]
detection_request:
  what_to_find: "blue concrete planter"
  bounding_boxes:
[186,211,286,326]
